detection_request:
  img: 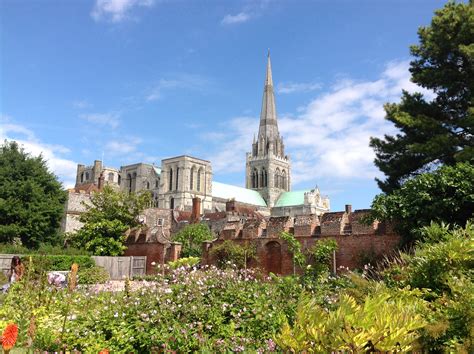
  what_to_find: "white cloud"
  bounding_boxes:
[72,100,92,109]
[221,0,271,26]
[221,12,251,25]
[146,74,211,102]
[80,112,120,129]
[0,116,78,188]
[105,137,142,155]
[91,0,155,23]
[205,60,434,186]
[277,81,322,94]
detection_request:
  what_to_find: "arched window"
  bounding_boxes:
[118,175,121,185]
[262,168,267,187]
[197,168,203,192]
[108,172,114,182]
[274,168,280,189]
[146,181,150,189]
[190,166,195,190]
[254,168,259,189]
[260,170,264,188]
[169,168,173,191]
[80,172,84,183]
[155,179,159,188]
[251,170,255,188]
[282,170,287,190]
[85,172,90,181]
[176,167,180,191]
[127,173,132,193]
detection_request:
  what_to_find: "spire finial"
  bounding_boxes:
[267,48,270,57]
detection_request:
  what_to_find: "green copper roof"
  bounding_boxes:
[153,166,161,176]
[212,181,267,207]
[274,190,311,207]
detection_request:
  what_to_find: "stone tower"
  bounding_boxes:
[246,52,291,207]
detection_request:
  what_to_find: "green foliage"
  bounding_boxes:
[76,219,129,256]
[172,223,213,258]
[0,243,90,255]
[380,223,474,351]
[23,255,94,272]
[370,1,474,193]
[0,140,67,248]
[210,240,256,269]
[168,256,200,269]
[74,186,151,256]
[78,266,110,284]
[307,238,338,276]
[279,231,305,275]
[275,286,427,352]
[369,163,474,242]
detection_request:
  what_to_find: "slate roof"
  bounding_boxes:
[212,181,267,207]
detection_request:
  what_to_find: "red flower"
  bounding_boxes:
[99,350,110,354]
[1,323,18,351]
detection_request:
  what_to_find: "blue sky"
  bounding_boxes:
[1,0,447,211]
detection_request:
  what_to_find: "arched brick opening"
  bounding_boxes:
[265,241,282,274]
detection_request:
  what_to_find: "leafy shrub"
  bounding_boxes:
[276,285,427,352]
[0,243,90,255]
[168,256,200,269]
[210,240,256,269]
[78,266,110,284]
[172,223,213,257]
[307,238,338,276]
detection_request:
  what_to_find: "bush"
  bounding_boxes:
[172,224,213,257]
[210,240,256,269]
[78,266,110,284]
[22,255,95,274]
[0,243,89,255]
[168,257,200,269]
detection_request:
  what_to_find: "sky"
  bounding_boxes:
[0,0,448,211]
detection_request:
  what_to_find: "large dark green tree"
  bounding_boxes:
[370,1,474,193]
[0,140,67,248]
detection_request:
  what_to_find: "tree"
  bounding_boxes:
[0,140,67,248]
[369,163,474,242]
[172,223,213,258]
[370,1,474,193]
[210,240,256,269]
[74,186,151,256]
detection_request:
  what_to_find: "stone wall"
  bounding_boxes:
[61,191,92,233]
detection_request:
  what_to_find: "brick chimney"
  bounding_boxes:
[226,199,236,212]
[191,197,201,223]
[98,172,105,191]
[345,204,352,214]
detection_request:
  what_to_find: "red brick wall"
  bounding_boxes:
[202,232,401,275]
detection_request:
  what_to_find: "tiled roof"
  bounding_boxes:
[212,181,267,207]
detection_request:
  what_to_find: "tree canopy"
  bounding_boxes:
[0,140,67,248]
[369,162,474,243]
[370,1,474,193]
[74,186,151,256]
[172,223,213,258]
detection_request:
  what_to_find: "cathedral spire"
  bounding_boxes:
[259,51,279,140]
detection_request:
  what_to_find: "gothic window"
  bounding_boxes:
[262,168,267,187]
[127,173,132,193]
[155,179,159,188]
[282,170,287,190]
[254,168,259,188]
[85,172,90,181]
[176,167,179,191]
[170,197,175,210]
[260,170,264,188]
[80,172,84,183]
[108,172,114,182]
[169,168,173,191]
[190,166,195,190]
[118,175,121,185]
[274,168,280,189]
[146,181,150,189]
[197,167,203,192]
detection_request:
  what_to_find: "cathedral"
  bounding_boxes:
[64,54,330,233]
